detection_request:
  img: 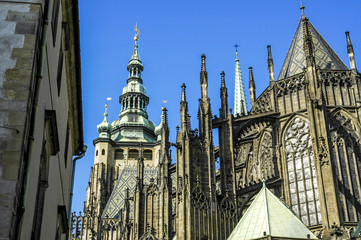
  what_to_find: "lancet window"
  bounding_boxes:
[330,111,361,222]
[284,117,321,226]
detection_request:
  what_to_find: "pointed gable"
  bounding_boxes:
[228,184,318,240]
[278,18,348,80]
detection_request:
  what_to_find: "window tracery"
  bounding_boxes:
[329,110,361,222]
[284,117,321,226]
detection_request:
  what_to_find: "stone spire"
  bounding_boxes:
[220,71,228,119]
[302,16,315,67]
[249,67,256,107]
[234,50,247,116]
[180,83,190,132]
[346,31,357,72]
[200,54,208,101]
[267,45,275,84]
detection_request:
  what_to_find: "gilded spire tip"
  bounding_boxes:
[134,23,140,43]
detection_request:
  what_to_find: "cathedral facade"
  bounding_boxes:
[70,11,361,240]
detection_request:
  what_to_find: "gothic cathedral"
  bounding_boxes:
[70,10,361,240]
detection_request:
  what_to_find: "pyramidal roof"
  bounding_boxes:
[228,183,318,240]
[278,17,348,80]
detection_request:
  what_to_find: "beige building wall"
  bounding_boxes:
[0,0,83,239]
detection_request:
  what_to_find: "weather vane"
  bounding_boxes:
[134,23,140,42]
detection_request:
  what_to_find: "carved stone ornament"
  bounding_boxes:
[317,136,329,166]
[251,90,272,114]
[177,176,183,203]
[234,143,251,166]
[259,132,274,179]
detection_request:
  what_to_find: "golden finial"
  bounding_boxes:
[134,23,140,42]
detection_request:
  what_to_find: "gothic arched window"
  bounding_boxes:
[330,111,361,222]
[284,117,321,226]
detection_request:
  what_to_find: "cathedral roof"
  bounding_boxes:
[228,183,317,240]
[278,17,348,80]
[102,166,158,219]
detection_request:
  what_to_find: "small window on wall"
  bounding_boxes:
[96,150,98,156]
[102,149,105,155]
[128,149,139,159]
[114,149,124,159]
[144,150,153,160]
[57,46,64,96]
[51,0,60,45]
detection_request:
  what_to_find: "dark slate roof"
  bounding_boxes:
[101,166,177,219]
[278,18,348,80]
[102,166,158,219]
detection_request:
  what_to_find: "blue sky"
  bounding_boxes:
[72,0,361,214]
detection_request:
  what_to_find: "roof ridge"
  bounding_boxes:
[278,18,348,80]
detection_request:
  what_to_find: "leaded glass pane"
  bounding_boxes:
[304,168,311,179]
[308,202,315,213]
[291,194,298,205]
[299,191,306,203]
[316,200,321,212]
[289,171,295,183]
[306,190,314,201]
[296,169,303,180]
[288,161,294,172]
[290,183,296,194]
[292,205,299,215]
[312,167,316,177]
[296,158,302,169]
[310,213,317,225]
[300,203,307,215]
[298,181,305,192]
[305,179,312,190]
[303,156,310,167]
[302,215,309,225]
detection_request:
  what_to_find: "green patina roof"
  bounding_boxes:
[128,43,143,67]
[278,17,348,80]
[228,183,318,240]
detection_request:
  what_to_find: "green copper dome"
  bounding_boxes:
[97,105,112,138]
